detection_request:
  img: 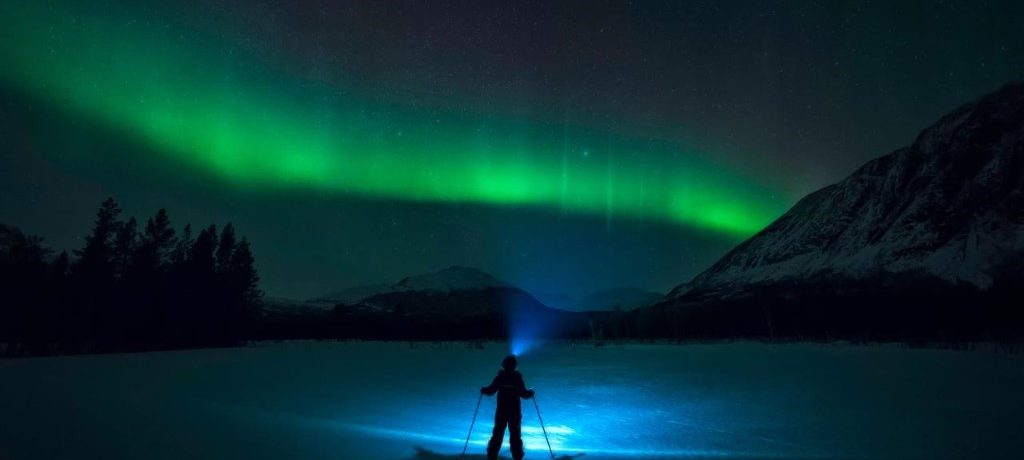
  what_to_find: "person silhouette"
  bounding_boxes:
[480,355,535,460]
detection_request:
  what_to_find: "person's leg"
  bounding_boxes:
[487,412,508,460]
[509,412,524,460]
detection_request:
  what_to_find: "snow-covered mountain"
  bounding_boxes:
[668,83,1024,300]
[390,265,510,292]
[340,266,562,318]
[263,266,589,340]
[329,266,586,339]
[311,266,511,306]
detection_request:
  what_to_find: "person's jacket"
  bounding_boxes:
[481,369,534,413]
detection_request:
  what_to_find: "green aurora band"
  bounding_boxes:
[0,1,788,236]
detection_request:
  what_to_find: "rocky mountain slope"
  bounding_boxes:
[668,83,1024,301]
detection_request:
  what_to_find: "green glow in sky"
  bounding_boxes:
[0,1,787,236]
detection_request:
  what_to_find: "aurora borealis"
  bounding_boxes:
[0,0,781,236]
[2,0,1022,297]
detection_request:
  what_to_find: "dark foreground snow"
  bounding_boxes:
[1,341,1022,459]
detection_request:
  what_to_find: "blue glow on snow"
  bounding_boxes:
[309,417,733,458]
[5,342,1023,459]
[505,294,559,356]
[510,337,532,356]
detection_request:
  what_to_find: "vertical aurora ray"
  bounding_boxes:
[0,1,788,237]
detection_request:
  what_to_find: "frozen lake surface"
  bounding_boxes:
[1,341,1022,459]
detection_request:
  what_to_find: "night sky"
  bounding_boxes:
[1,0,1022,299]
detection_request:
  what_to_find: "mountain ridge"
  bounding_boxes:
[667,82,1024,301]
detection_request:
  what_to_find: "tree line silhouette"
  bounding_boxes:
[5,198,1021,356]
[0,198,261,356]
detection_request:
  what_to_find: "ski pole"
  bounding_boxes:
[462,392,483,456]
[532,395,555,460]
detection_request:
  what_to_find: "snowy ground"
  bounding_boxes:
[1,341,1022,459]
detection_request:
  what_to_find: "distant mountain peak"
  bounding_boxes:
[669,82,1024,300]
[391,265,510,293]
[310,266,510,304]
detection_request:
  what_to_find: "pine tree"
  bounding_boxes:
[216,223,236,274]
[51,251,69,278]
[186,225,219,345]
[225,237,261,342]
[112,217,137,279]
[1,200,267,353]
[229,237,262,303]
[47,250,72,349]
[73,197,122,278]
[191,225,217,275]
[170,224,193,266]
[70,198,124,349]
[138,209,176,271]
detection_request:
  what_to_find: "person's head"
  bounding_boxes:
[501,355,518,371]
